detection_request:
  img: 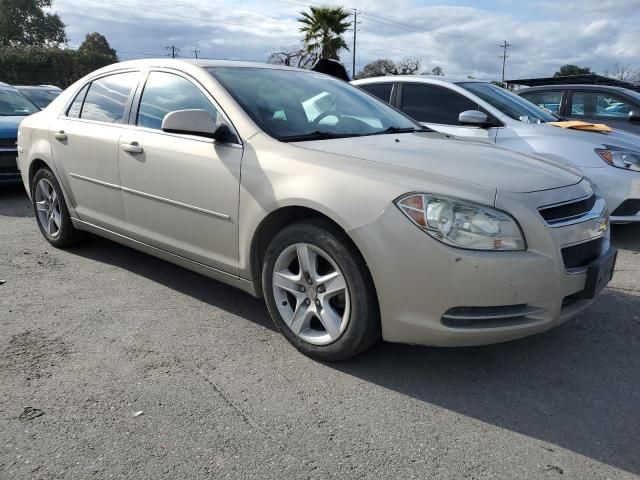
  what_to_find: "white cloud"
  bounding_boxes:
[51,0,640,81]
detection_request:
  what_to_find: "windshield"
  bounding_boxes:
[18,88,60,109]
[208,67,420,141]
[458,82,557,123]
[0,89,39,116]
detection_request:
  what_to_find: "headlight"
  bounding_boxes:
[395,193,526,251]
[595,147,640,172]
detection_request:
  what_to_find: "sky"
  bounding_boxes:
[50,0,640,81]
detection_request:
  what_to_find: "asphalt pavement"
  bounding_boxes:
[1,183,639,479]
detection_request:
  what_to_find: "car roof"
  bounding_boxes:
[352,75,492,87]
[518,84,631,93]
[0,81,20,91]
[94,58,311,74]
[14,85,62,90]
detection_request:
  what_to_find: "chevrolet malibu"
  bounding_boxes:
[17,60,616,360]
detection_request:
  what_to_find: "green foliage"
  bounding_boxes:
[0,0,67,47]
[0,47,116,87]
[298,6,351,60]
[78,32,117,60]
[554,64,592,77]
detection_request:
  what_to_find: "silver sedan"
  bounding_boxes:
[17,60,616,360]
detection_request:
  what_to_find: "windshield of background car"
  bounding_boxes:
[18,89,60,109]
[0,89,39,116]
[458,82,557,123]
[207,67,419,140]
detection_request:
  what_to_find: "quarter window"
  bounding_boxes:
[80,72,139,123]
[137,72,220,130]
[67,84,89,118]
[400,84,479,125]
[360,83,393,103]
[520,90,563,115]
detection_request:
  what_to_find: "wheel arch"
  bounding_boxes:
[249,205,377,302]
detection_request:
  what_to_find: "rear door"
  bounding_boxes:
[49,71,140,232]
[396,83,499,141]
[117,69,242,274]
[567,90,640,134]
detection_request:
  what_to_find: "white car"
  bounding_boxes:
[353,76,640,223]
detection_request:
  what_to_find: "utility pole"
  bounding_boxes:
[192,48,200,59]
[166,45,180,58]
[351,9,358,79]
[499,40,510,87]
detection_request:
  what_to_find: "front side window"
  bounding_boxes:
[137,72,221,130]
[0,89,39,116]
[400,84,479,125]
[208,67,418,141]
[80,72,139,123]
[520,90,563,115]
[459,82,557,123]
[359,83,393,103]
[569,91,635,120]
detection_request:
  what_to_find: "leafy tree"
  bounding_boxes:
[430,66,444,76]
[299,6,351,60]
[554,64,591,77]
[0,0,67,47]
[268,47,317,69]
[78,32,117,60]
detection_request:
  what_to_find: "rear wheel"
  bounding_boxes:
[31,168,83,248]
[262,220,380,361]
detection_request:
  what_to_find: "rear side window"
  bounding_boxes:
[400,84,478,125]
[80,72,139,123]
[67,84,89,118]
[360,83,393,103]
[137,71,220,130]
[569,91,635,120]
[520,90,563,115]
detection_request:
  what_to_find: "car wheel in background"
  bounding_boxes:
[262,219,380,361]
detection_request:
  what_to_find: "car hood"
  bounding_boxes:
[292,132,582,193]
[534,123,640,150]
[0,116,25,138]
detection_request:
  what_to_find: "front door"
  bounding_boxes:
[118,70,242,274]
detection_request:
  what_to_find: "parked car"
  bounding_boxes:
[517,84,640,135]
[0,82,39,184]
[14,85,62,109]
[18,60,616,360]
[353,76,640,222]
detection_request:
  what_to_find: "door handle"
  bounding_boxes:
[121,142,144,154]
[54,130,67,141]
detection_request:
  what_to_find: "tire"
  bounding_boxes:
[31,168,83,248]
[262,219,380,361]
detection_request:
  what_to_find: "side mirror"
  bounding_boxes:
[458,110,489,127]
[162,109,236,143]
[629,111,640,123]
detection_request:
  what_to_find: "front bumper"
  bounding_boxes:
[581,166,640,223]
[349,180,613,347]
[0,148,21,185]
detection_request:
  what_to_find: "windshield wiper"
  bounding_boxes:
[278,130,361,142]
[364,126,433,136]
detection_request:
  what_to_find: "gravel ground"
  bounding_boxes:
[1,183,639,479]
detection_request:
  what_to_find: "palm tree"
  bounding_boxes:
[298,6,351,60]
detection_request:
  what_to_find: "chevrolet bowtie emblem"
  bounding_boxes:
[597,217,608,234]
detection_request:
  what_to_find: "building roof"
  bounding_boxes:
[505,74,640,92]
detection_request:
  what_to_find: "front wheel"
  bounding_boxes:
[262,220,380,361]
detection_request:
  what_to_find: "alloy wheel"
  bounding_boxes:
[34,178,62,239]
[272,243,351,345]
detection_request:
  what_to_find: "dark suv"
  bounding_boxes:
[518,85,640,135]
